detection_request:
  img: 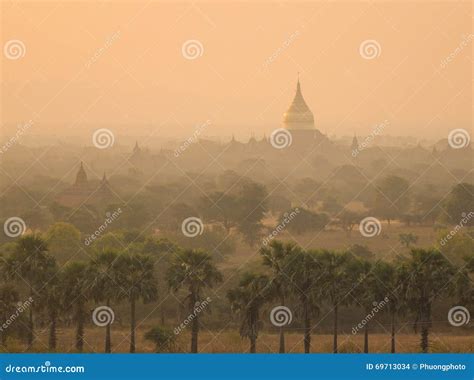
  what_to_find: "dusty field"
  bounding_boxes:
[4,329,473,354]
[224,224,439,269]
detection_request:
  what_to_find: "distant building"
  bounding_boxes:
[282,77,326,150]
[56,162,115,208]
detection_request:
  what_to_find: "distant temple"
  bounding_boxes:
[282,77,326,150]
[56,162,114,208]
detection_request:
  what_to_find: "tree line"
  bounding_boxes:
[0,235,472,353]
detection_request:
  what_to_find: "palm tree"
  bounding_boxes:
[4,235,56,349]
[41,274,62,351]
[260,240,295,353]
[372,260,409,353]
[89,249,122,353]
[115,253,158,353]
[167,249,222,353]
[405,249,455,353]
[285,249,322,353]
[227,272,270,353]
[61,262,92,352]
[318,250,356,353]
[0,284,19,347]
[353,258,374,353]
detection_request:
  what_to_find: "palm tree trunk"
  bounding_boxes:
[363,322,369,353]
[421,325,429,353]
[189,291,199,353]
[1,313,7,346]
[420,303,431,353]
[27,287,34,350]
[333,304,338,353]
[75,305,84,352]
[249,336,256,353]
[191,313,199,353]
[48,311,57,351]
[390,311,396,353]
[105,299,111,353]
[130,297,136,353]
[279,294,285,353]
[303,301,311,353]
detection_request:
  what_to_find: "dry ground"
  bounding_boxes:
[4,328,473,353]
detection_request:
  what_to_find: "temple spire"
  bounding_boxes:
[74,161,88,187]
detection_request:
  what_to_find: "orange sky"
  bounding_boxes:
[1,0,472,140]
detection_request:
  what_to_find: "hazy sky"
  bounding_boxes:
[1,1,472,140]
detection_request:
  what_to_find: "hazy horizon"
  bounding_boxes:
[2,1,472,141]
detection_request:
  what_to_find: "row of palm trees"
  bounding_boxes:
[230,241,472,353]
[0,234,472,353]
